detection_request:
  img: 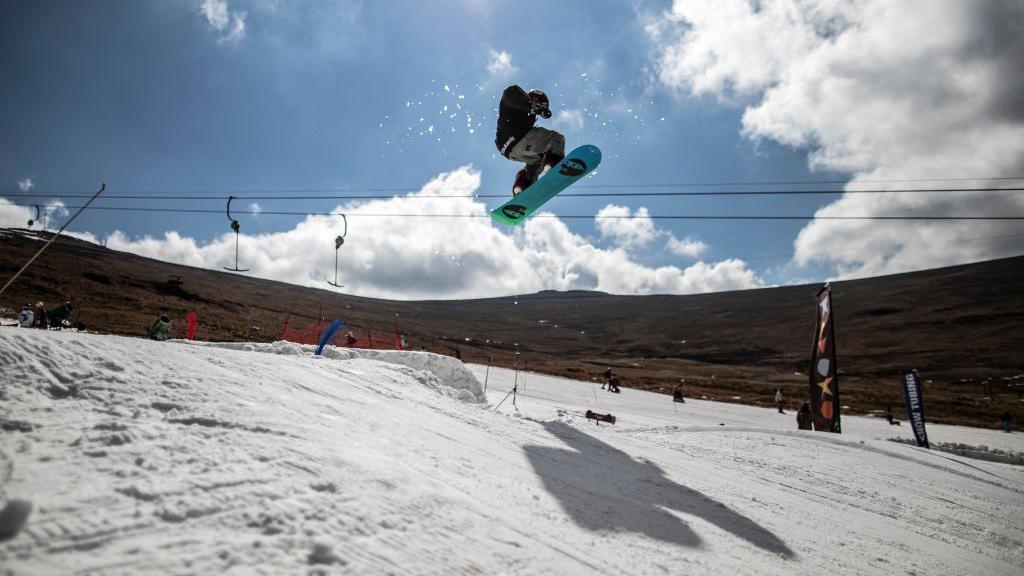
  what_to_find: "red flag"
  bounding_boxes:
[186,311,198,340]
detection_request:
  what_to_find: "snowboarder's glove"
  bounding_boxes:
[532,103,552,119]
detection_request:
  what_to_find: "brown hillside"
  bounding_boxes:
[1,228,1021,429]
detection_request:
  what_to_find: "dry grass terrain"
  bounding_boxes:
[2,228,1021,429]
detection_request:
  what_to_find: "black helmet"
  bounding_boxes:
[527,89,548,108]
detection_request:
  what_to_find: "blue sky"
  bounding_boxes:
[2,1,1021,299]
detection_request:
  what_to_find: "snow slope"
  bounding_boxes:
[1,328,1022,575]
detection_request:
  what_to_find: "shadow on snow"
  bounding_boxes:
[524,421,795,558]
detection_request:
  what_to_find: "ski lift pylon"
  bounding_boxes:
[224,195,249,272]
[327,213,347,288]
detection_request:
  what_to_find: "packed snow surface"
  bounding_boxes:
[1,328,1022,575]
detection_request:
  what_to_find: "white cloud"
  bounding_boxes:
[595,204,659,249]
[88,168,761,299]
[487,49,517,76]
[0,198,69,229]
[18,178,34,192]
[651,0,1024,278]
[249,202,263,217]
[0,198,35,228]
[554,109,585,132]
[666,235,708,258]
[595,204,708,259]
[201,0,246,43]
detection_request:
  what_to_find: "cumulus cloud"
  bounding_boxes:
[487,49,517,76]
[86,168,760,299]
[651,0,1024,278]
[0,198,69,229]
[666,235,708,258]
[595,205,659,249]
[18,178,34,192]
[554,109,585,132]
[596,204,707,259]
[249,202,262,217]
[201,0,246,43]
[0,198,35,228]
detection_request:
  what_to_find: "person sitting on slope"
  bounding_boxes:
[495,85,565,196]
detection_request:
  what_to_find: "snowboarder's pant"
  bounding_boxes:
[508,127,565,177]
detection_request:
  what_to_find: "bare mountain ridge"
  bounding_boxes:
[2,228,1021,428]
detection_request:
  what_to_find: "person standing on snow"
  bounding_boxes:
[775,389,785,414]
[797,401,813,430]
[147,313,172,341]
[495,85,565,196]
[17,305,34,328]
[31,302,48,329]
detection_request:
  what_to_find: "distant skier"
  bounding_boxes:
[602,367,612,390]
[495,85,565,196]
[1002,411,1013,433]
[886,405,901,426]
[672,381,685,403]
[797,401,813,430]
[147,313,172,341]
[775,389,785,414]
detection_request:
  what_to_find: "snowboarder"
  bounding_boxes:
[797,401,813,430]
[886,405,901,426]
[775,389,785,414]
[607,376,621,394]
[673,381,685,403]
[602,367,612,390]
[47,301,74,329]
[495,85,565,196]
[1002,411,1013,433]
[147,313,172,341]
[17,305,34,328]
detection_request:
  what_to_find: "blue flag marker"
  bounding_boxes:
[316,320,345,356]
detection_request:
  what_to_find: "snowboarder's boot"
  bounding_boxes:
[513,166,540,196]
[541,150,565,176]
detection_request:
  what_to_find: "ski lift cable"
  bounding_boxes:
[7,203,1024,220]
[3,186,1024,200]
[4,174,1024,197]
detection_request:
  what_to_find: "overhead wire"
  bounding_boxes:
[5,202,1024,220]
[3,186,1024,200]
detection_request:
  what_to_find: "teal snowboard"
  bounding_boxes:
[491,144,602,226]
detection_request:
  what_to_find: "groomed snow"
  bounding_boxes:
[1,327,1022,575]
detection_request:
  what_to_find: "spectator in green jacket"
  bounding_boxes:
[147,314,172,341]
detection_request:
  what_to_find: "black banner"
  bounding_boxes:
[808,285,841,433]
[901,370,929,448]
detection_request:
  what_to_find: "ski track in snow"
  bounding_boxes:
[0,327,1022,575]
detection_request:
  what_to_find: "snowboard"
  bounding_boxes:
[491,144,602,226]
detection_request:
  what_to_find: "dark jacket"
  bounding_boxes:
[48,302,73,324]
[495,85,537,157]
[797,404,813,430]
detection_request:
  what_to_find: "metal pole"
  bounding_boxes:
[483,356,491,395]
[0,183,105,298]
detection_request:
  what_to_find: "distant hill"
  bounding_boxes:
[2,227,1021,428]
